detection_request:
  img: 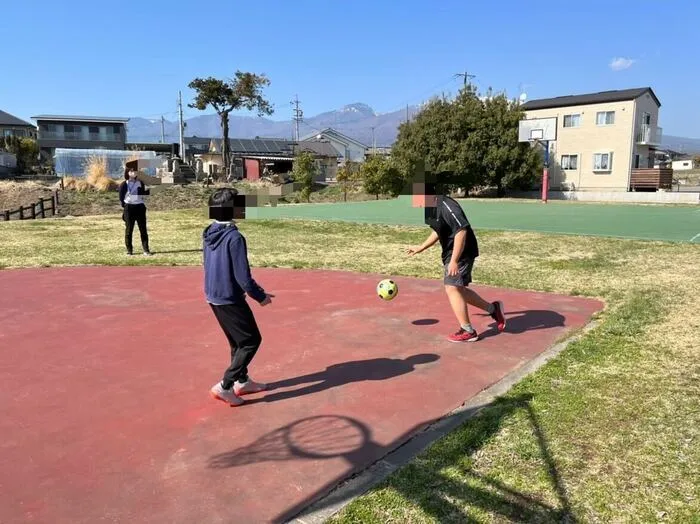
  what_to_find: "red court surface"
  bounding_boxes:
[0,267,603,523]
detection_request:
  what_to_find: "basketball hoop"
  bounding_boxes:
[519,118,556,204]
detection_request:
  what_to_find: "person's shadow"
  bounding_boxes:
[244,354,440,405]
[479,309,566,339]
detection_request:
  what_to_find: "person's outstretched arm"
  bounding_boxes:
[407,230,439,255]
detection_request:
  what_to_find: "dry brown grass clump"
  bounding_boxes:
[62,177,92,192]
[84,155,119,191]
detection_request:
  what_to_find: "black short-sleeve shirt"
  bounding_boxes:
[424,196,479,264]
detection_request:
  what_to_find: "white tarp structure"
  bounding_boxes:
[54,149,160,178]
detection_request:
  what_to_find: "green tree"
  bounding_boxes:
[360,155,405,199]
[392,86,485,194]
[291,150,316,202]
[391,85,540,196]
[0,136,39,173]
[188,71,273,179]
[479,93,542,196]
[335,160,361,201]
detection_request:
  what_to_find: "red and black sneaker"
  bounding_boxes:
[490,301,506,332]
[448,328,479,343]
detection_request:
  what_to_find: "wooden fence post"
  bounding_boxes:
[3,210,8,221]
[53,190,59,215]
[19,206,24,220]
[30,203,36,219]
[39,199,46,218]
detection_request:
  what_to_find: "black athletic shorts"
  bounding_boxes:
[443,259,474,287]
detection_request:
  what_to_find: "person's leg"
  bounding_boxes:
[135,205,150,254]
[211,302,265,392]
[445,284,470,326]
[458,259,507,332]
[124,205,136,254]
[443,261,479,342]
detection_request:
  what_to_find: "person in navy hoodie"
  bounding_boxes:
[204,187,274,407]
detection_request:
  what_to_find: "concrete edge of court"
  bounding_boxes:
[287,318,602,524]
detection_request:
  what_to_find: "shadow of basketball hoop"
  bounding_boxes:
[208,415,375,469]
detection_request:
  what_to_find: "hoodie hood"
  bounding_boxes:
[203,222,237,250]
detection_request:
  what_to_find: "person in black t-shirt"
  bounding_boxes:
[407,182,506,342]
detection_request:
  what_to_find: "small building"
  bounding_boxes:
[300,128,367,164]
[126,141,180,157]
[671,156,695,171]
[0,110,37,139]
[192,137,339,182]
[31,115,129,160]
[521,87,670,191]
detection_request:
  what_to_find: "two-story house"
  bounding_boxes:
[521,87,663,192]
[0,110,37,139]
[31,115,129,159]
[300,128,367,164]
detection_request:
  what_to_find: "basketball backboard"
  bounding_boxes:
[518,117,557,142]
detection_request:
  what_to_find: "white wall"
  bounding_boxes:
[672,159,694,171]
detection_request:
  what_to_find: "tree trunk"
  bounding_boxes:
[221,112,230,180]
[496,179,505,197]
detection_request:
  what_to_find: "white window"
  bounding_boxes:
[561,154,578,170]
[593,152,613,171]
[563,114,580,128]
[596,111,615,125]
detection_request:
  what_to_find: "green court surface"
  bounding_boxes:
[246,196,700,243]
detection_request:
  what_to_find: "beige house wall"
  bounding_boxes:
[524,100,639,191]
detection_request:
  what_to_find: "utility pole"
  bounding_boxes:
[178,91,185,160]
[455,71,476,87]
[291,95,303,141]
[371,126,375,154]
[160,116,165,144]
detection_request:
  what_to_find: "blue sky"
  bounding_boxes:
[2,0,698,137]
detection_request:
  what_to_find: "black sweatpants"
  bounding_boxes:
[123,203,149,253]
[210,301,262,389]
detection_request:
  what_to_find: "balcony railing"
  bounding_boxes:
[635,124,662,146]
[39,132,123,142]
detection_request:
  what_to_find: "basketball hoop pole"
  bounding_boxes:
[541,140,549,203]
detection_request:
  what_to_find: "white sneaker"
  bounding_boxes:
[210,382,244,406]
[234,379,268,396]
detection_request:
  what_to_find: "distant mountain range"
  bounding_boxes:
[125,102,700,154]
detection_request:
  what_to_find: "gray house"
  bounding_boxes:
[31,115,129,159]
[0,110,37,139]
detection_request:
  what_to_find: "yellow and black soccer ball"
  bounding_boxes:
[377,279,398,301]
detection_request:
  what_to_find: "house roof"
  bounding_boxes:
[0,110,35,128]
[189,137,339,158]
[299,128,369,149]
[521,87,661,111]
[294,140,341,157]
[31,115,130,123]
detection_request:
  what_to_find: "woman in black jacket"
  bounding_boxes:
[119,166,152,256]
